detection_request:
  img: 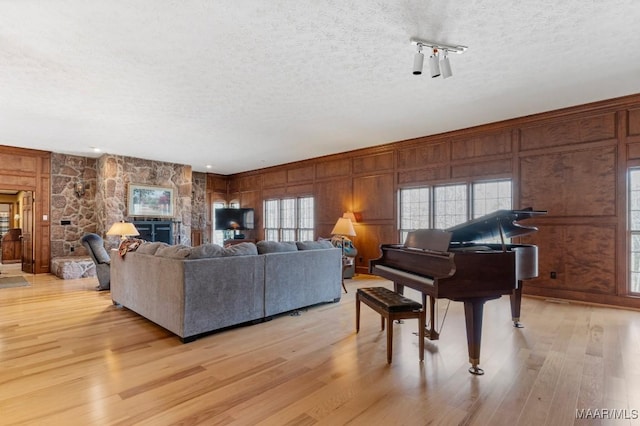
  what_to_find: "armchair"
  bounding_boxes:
[81,233,111,291]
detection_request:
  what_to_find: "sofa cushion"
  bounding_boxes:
[155,244,192,258]
[189,242,258,259]
[223,242,258,256]
[296,240,334,250]
[136,241,168,255]
[256,240,298,254]
[189,243,225,258]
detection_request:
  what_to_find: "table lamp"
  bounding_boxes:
[107,221,140,241]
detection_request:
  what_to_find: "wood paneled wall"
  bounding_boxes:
[219,93,640,309]
[0,145,51,273]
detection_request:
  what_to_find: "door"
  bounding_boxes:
[21,192,34,273]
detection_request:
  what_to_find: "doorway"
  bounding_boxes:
[0,190,33,275]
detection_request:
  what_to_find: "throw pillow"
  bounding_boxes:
[256,240,298,254]
[222,242,258,256]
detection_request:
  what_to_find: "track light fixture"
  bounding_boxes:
[410,38,467,79]
[440,49,452,79]
[428,48,441,78]
[413,43,424,75]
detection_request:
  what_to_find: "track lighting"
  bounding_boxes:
[410,38,466,79]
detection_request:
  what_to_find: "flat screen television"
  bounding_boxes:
[214,208,255,230]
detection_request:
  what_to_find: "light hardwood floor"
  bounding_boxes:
[1,270,640,425]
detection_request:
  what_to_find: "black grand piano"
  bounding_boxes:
[369,209,546,375]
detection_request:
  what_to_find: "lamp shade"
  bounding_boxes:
[331,217,356,237]
[107,221,140,240]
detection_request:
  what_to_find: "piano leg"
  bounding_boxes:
[510,280,524,328]
[426,295,439,340]
[461,297,498,375]
[395,282,439,340]
[393,281,440,340]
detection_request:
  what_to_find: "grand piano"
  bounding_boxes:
[369,209,546,374]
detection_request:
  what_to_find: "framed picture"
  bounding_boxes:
[127,184,174,218]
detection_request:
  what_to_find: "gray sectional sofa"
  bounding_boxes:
[110,240,342,342]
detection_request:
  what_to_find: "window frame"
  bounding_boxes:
[628,168,640,295]
[263,196,315,242]
[398,178,513,243]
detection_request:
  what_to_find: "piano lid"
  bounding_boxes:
[446,208,547,243]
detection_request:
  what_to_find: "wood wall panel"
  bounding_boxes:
[262,170,287,188]
[228,174,262,192]
[520,112,617,151]
[397,142,449,169]
[221,94,640,309]
[398,167,449,185]
[286,183,314,196]
[629,108,640,136]
[353,174,394,221]
[353,152,394,174]
[520,147,616,216]
[0,175,37,188]
[451,159,512,179]
[238,175,262,192]
[261,187,284,199]
[0,153,37,174]
[451,130,511,160]
[314,179,352,223]
[527,225,616,295]
[352,224,397,273]
[628,142,640,160]
[287,165,314,183]
[315,158,351,179]
[207,174,228,192]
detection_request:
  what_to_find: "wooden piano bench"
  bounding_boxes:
[355,287,425,363]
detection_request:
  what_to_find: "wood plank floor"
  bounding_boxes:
[1,269,640,425]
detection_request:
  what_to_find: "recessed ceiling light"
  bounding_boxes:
[91,147,101,153]
[205,165,212,169]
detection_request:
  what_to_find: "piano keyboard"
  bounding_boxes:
[374,265,435,287]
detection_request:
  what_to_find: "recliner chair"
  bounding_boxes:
[81,233,111,291]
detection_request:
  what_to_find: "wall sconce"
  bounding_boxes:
[342,212,357,223]
[75,180,85,197]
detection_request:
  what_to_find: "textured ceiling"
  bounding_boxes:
[1,1,639,174]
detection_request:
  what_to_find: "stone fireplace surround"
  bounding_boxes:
[50,153,207,259]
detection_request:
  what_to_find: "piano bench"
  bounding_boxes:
[355,287,425,364]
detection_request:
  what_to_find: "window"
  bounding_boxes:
[264,196,314,242]
[211,201,226,245]
[629,169,640,293]
[434,184,468,229]
[399,179,512,242]
[472,180,513,218]
[399,187,430,244]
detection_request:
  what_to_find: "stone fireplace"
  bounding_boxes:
[50,152,204,258]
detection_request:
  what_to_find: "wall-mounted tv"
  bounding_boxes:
[214,208,255,230]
